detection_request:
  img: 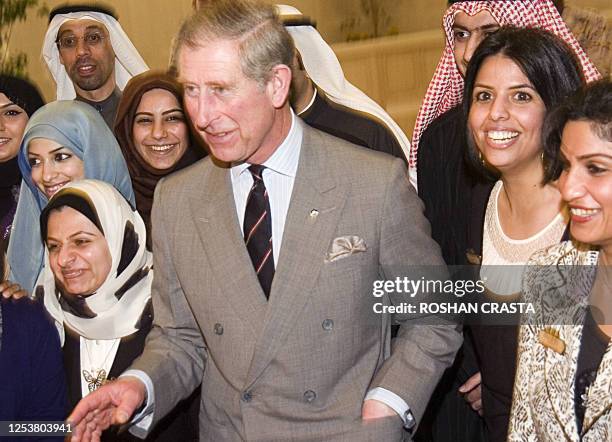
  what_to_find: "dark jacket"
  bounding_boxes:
[414,108,487,442]
[63,303,199,442]
[417,106,478,266]
[300,90,407,164]
[0,298,67,442]
[467,181,570,442]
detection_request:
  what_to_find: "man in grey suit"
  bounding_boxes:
[68,2,461,441]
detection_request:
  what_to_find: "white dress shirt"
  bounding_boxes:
[230,110,302,266]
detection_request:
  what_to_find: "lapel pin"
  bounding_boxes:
[309,209,319,219]
[538,327,566,355]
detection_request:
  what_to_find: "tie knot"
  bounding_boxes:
[248,164,266,182]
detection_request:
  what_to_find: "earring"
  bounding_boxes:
[478,150,486,166]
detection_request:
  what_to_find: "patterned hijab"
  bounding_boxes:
[7,101,135,294]
[39,180,152,343]
[114,70,205,239]
[410,0,600,175]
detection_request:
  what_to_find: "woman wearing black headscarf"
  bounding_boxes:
[0,75,44,242]
[114,70,205,247]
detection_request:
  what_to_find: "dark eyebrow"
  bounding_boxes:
[28,146,70,155]
[0,102,16,109]
[508,84,537,91]
[47,231,97,242]
[162,108,183,115]
[473,83,536,91]
[135,108,183,118]
[68,231,97,239]
[57,24,105,38]
[577,153,612,161]
[453,24,499,32]
[50,146,70,154]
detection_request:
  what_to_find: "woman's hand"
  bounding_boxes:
[0,280,28,299]
[459,371,483,415]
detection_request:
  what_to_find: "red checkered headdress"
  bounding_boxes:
[410,0,600,176]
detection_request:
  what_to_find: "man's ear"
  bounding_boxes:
[267,64,292,109]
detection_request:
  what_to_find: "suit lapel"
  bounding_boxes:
[245,127,348,387]
[188,163,267,336]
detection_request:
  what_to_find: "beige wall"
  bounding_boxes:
[7,0,612,136]
[7,0,452,101]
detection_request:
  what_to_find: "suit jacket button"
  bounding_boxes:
[242,391,252,402]
[304,390,316,402]
[322,319,333,331]
[214,323,224,335]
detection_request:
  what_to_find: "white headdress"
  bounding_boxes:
[276,5,411,165]
[42,11,149,100]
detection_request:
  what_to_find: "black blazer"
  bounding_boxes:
[467,181,570,442]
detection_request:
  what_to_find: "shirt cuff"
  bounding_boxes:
[365,387,415,429]
[120,370,155,437]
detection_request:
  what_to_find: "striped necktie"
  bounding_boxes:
[243,164,274,298]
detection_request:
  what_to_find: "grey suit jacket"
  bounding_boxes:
[131,124,462,441]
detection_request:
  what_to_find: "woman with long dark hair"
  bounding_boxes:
[462,27,585,441]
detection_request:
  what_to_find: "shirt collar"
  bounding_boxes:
[75,86,121,107]
[231,110,302,180]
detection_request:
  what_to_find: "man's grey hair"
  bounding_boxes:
[171,0,294,86]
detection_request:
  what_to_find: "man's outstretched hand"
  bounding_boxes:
[68,376,147,442]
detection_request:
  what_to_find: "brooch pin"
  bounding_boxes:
[309,209,319,219]
[538,327,565,354]
[82,369,108,392]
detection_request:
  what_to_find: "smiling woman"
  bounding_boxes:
[114,70,205,246]
[27,139,85,199]
[461,27,585,441]
[509,80,612,441]
[0,76,45,243]
[36,179,198,442]
[7,100,134,295]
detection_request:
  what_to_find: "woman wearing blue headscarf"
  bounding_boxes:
[7,100,135,294]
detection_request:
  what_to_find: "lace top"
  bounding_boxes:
[481,181,567,295]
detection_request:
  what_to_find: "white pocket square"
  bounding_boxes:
[325,235,367,263]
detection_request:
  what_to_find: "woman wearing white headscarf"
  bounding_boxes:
[38,180,197,442]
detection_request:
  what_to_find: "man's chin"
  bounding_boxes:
[74,79,104,92]
[209,149,241,164]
